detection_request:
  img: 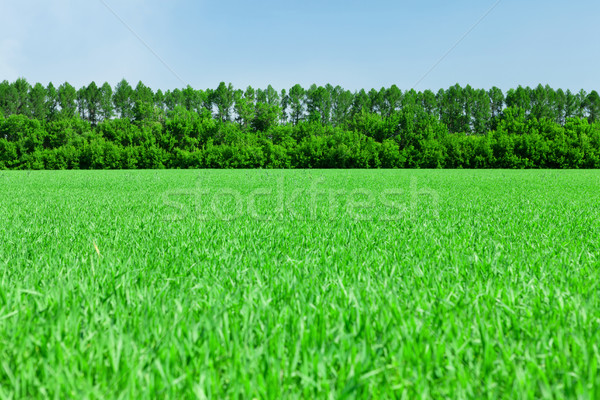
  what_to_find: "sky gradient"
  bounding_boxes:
[1,0,598,92]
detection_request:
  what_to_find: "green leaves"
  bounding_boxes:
[1,80,600,170]
[113,79,134,120]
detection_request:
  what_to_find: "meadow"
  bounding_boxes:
[0,169,599,399]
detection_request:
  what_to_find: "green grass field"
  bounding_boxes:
[1,170,599,399]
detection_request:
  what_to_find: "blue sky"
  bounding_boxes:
[1,0,598,92]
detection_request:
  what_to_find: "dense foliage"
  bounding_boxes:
[1,78,600,169]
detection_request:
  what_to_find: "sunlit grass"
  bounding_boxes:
[0,170,599,399]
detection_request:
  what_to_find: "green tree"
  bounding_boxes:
[553,88,566,124]
[234,87,255,130]
[113,79,134,119]
[280,89,289,124]
[505,86,531,114]
[585,90,600,123]
[420,89,437,116]
[262,85,282,124]
[530,84,553,121]
[402,89,418,109]
[99,82,114,121]
[383,85,402,117]
[133,81,154,105]
[76,87,87,120]
[488,87,504,120]
[306,84,331,125]
[165,89,184,112]
[181,86,205,113]
[288,84,305,125]
[252,101,280,133]
[46,83,59,121]
[471,89,491,134]
[564,89,579,121]
[439,84,466,133]
[212,82,235,122]
[265,85,280,106]
[132,81,155,123]
[154,89,165,112]
[576,89,588,119]
[0,80,18,116]
[331,86,353,127]
[29,82,48,120]
[58,82,77,119]
[85,81,101,125]
[13,78,31,115]
[368,88,386,115]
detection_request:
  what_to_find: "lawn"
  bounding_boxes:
[0,170,599,399]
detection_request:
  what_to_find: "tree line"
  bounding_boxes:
[1,78,600,169]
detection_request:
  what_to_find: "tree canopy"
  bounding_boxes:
[1,78,599,169]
